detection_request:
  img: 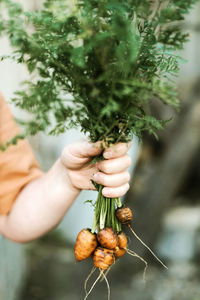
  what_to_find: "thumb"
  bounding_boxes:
[61,139,103,169]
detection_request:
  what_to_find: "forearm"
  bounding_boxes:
[0,140,132,243]
[0,159,79,243]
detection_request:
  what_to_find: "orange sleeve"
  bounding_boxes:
[0,93,43,215]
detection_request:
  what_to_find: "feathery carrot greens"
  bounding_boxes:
[1,0,197,144]
[0,0,198,297]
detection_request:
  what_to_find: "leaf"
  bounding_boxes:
[0,0,196,148]
[84,200,95,207]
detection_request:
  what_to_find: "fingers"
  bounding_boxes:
[97,155,132,174]
[68,139,102,158]
[61,140,102,169]
[61,140,132,170]
[61,139,133,197]
[103,142,132,159]
[102,183,130,198]
[94,153,132,197]
[93,171,130,187]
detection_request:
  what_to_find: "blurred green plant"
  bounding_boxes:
[0,0,198,146]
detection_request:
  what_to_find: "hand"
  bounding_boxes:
[0,139,132,243]
[61,139,132,198]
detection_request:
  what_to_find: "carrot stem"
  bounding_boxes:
[100,195,107,229]
[91,186,103,233]
[115,197,122,208]
[111,199,115,230]
[92,185,122,233]
[106,198,111,227]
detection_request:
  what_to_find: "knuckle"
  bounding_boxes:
[115,143,124,153]
[97,161,103,171]
[125,171,131,182]
[116,183,130,197]
[126,183,130,191]
[121,143,128,151]
[100,161,110,173]
[117,143,129,156]
[126,155,132,166]
[100,175,108,186]
[61,147,69,163]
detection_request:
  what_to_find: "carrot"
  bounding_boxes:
[115,232,127,259]
[115,247,126,259]
[118,231,128,248]
[115,206,168,269]
[93,247,115,270]
[85,248,113,300]
[115,206,133,225]
[97,227,118,250]
[74,228,98,261]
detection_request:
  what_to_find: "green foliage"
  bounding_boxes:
[0,0,198,146]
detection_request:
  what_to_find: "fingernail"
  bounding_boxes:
[103,187,111,196]
[104,151,112,159]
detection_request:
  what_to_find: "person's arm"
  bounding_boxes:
[0,140,132,243]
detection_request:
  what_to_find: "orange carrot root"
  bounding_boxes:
[93,247,115,270]
[115,232,128,259]
[97,227,118,250]
[115,206,133,225]
[115,247,126,259]
[74,229,98,262]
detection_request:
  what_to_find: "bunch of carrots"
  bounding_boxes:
[74,191,167,299]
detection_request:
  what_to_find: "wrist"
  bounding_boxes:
[56,158,80,197]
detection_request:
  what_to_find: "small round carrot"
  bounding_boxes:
[74,228,98,262]
[115,232,128,259]
[93,247,114,270]
[116,206,168,269]
[115,206,133,225]
[115,248,126,259]
[118,231,128,249]
[97,227,118,250]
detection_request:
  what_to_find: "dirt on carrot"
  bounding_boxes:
[97,227,118,250]
[74,229,98,262]
[93,247,115,270]
[115,206,133,225]
[115,232,128,259]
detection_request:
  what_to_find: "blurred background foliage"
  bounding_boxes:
[0,1,200,300]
